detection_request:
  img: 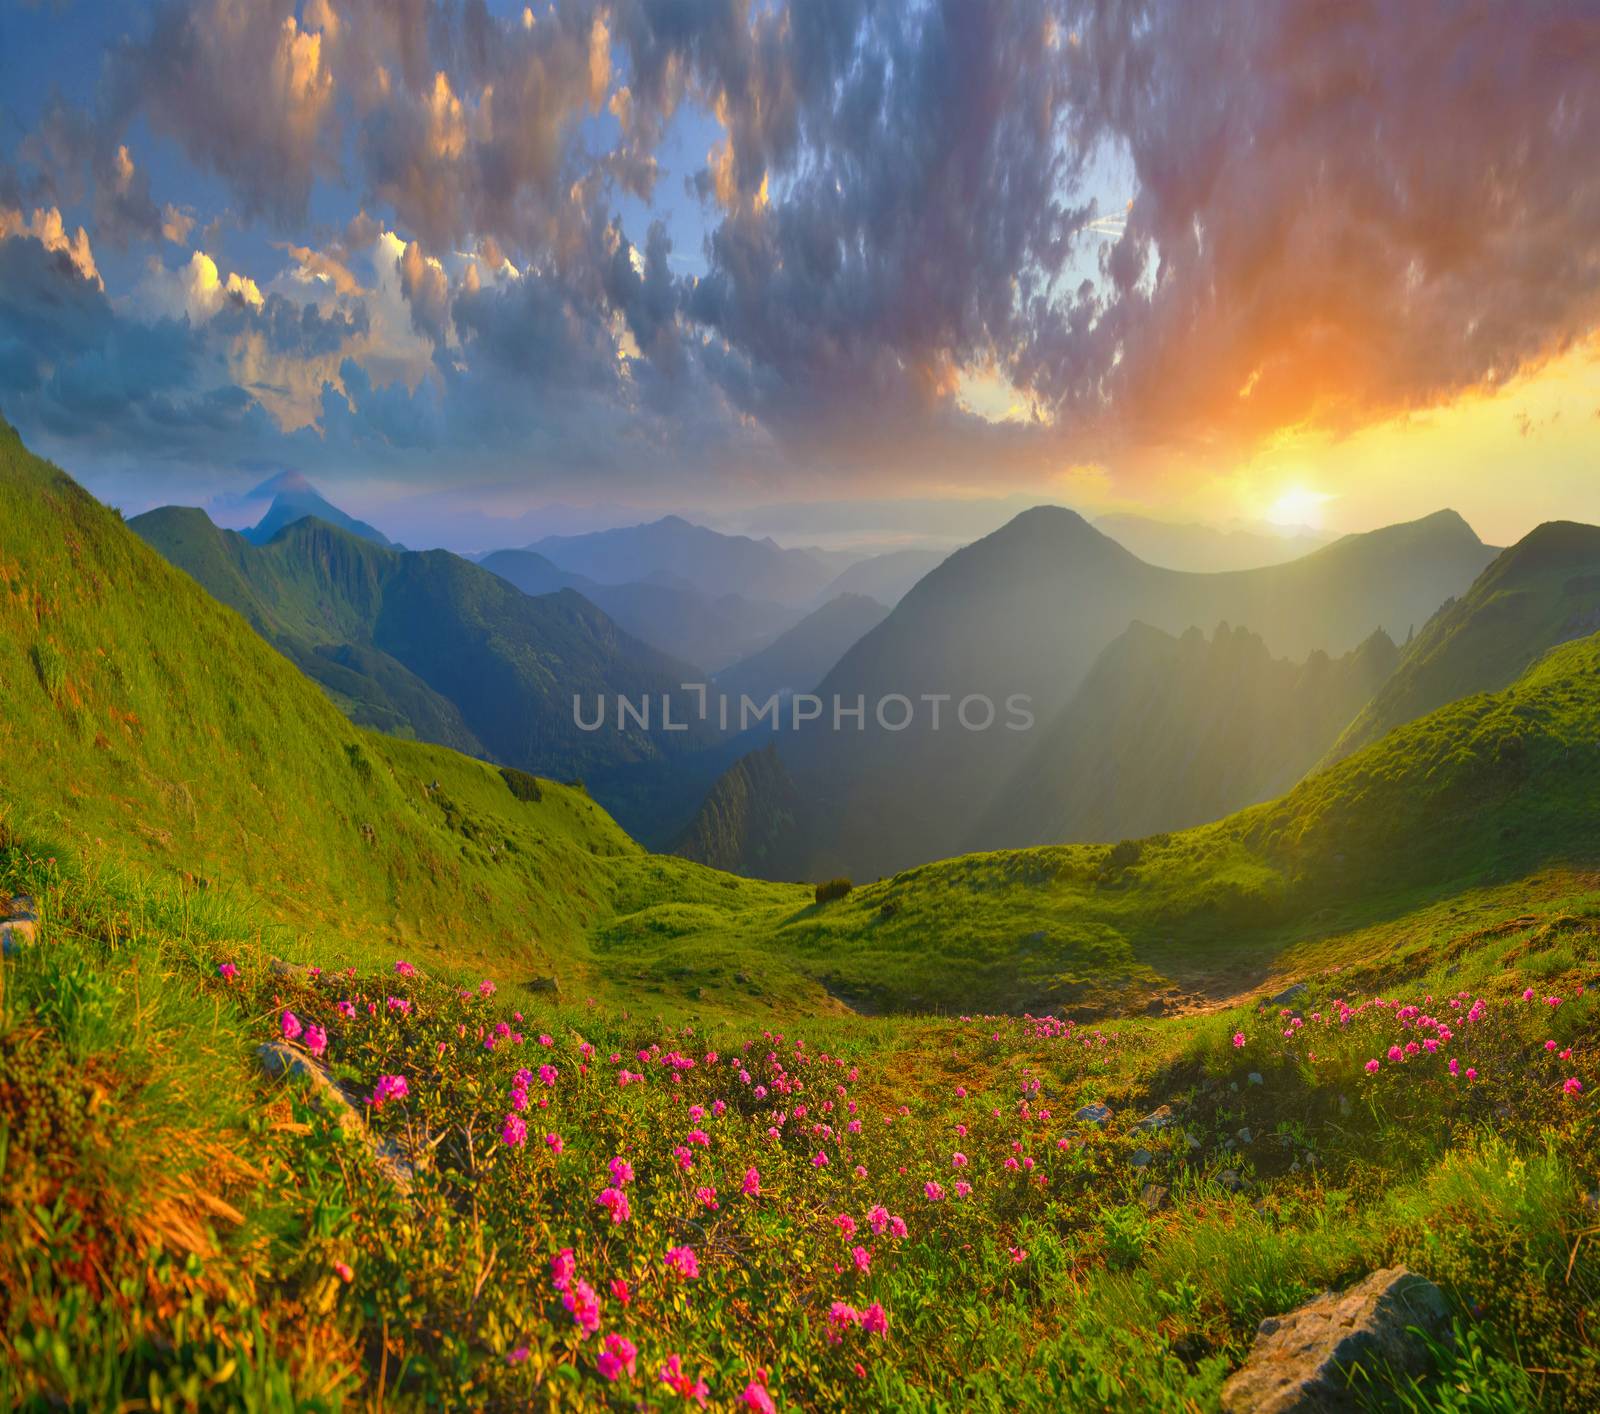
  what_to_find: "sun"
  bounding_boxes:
[1265,485,1335,529]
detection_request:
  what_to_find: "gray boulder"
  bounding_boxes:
[1220,1267,1449,1413]
[258,1041,417,1192]
[1074,1102,1113,1127]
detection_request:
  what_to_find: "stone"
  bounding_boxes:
[1238,1126,1254,1145]
[1,896,38,956]
[1270,982,1308,1007]
[0,918,37,956]
[1130,1148,1153,1168]
[269,957,317,981]
[1220,1267,1450,1413]
[1132,1104,1178,1134]
[527,975,560,994]
[1074,1102,1112,1127]
[1248,1072,1265,1086]
[258,1041,416,1192]
[1217,1169,1246,1193]
[1140,1183,1170,1213]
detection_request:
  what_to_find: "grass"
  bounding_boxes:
[1,820,1596,1410]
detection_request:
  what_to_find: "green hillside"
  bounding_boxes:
[129,504,722,831]
[1327,521,1600,763]
[1,422,803,994]
[979,621,1398,849]
[8,416,1600,1023]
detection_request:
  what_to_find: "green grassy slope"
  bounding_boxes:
[1326,521,1600,763]
[8,419,1600,1023]
[977,621,1398,849]
[1,422,802,994]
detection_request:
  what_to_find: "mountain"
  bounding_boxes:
[5,414,1600,1019]
[742,505,1495,878]
[1325,520,1600,764]
[814,548,949,607]
[129,505,718,833]
[977,621,1399,848]
[0,416,801,976]
[713,594,889,704]
[479,547,805,673]
[1094,512,1330,572]
[525,515,841,605]
[670,741,808,876]
[242,472,397,548]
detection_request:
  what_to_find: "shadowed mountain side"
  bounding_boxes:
[1326,521,1600,765]
[712,594,889,704]
[976,621,1399,849]
[765,504,1494,878]
[129,505,717,836]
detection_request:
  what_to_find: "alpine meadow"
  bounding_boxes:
[3,4,1600,1413]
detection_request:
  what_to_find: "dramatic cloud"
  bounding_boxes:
[1,0,1597,514]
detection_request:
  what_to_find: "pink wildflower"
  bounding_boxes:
[217,962,238,982]
[665,1245,700,1279]
[501,1113,528,1147]
[280,1011,303,1041]
[304,1024,327,1057]
[597,1332,637,1380]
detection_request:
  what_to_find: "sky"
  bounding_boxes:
[1,0,1597,552]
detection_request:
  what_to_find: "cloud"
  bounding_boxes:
[3,0,1597,508]
[1019,0,1600,464]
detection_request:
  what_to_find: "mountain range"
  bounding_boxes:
[975,621,1399,849]
[1092,512,1331,572]
[713,505,1498,878]
[127,506,715,835]
[477,547,803,674]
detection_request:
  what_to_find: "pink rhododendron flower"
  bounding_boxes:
[665,1245,700,1279]
[562,1278,601,1335]
[609,1156,634,1185]
[1232,1032,1246,1047]
[658,1354,709,1403]
[217,962,238,981]
[597,1333,637,1381]
[861,1302,889,1335]
[1564,1077,1584,1095]
[506,1345,529,1365]
[550,1248,576,1291]
[370,1074,408,1107]
[742,1166,761,1196]
[545,1132,564,1155]
[280,1010,303,1041]
[394,960,416,977]
[924,1181,945,1202]
[742,1381,777,1413]
[501,1113,528,1146]
[333,1260,353,1282]
[304,1024,327,1057]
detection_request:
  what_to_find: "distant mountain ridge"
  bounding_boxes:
[977,620,1399,848]
[712,593,890,704]
[715,505,1495,878]
[129,506,715,833]
[1094,512,1331,572]
[524,515,852,605]
[242,472,398,549]
[1325,520,1600,764]
[480,547,803,673]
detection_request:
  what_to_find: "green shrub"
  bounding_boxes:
[499,766,543,803]
[815,877,853,904]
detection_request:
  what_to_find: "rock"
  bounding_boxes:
[1217,1169,1246,1193]
[1,896,38,956]
[734,972,752,985]
[1132,1104,1178,1134]
[527,975,560,994]
[1248,1072,1264,1086]
[269,957,317,981]
[1237,1127,1254,1145]
[1074,1102,1112,1127]
[0,919,37,956]
[258,1041,416,1192]
[1140,1183,1170,1212]
[1270,982,1308,1007]
[1220,1267,1450,1414]
[1130,1148,1153,1169]
[1144,996,1166,1016]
